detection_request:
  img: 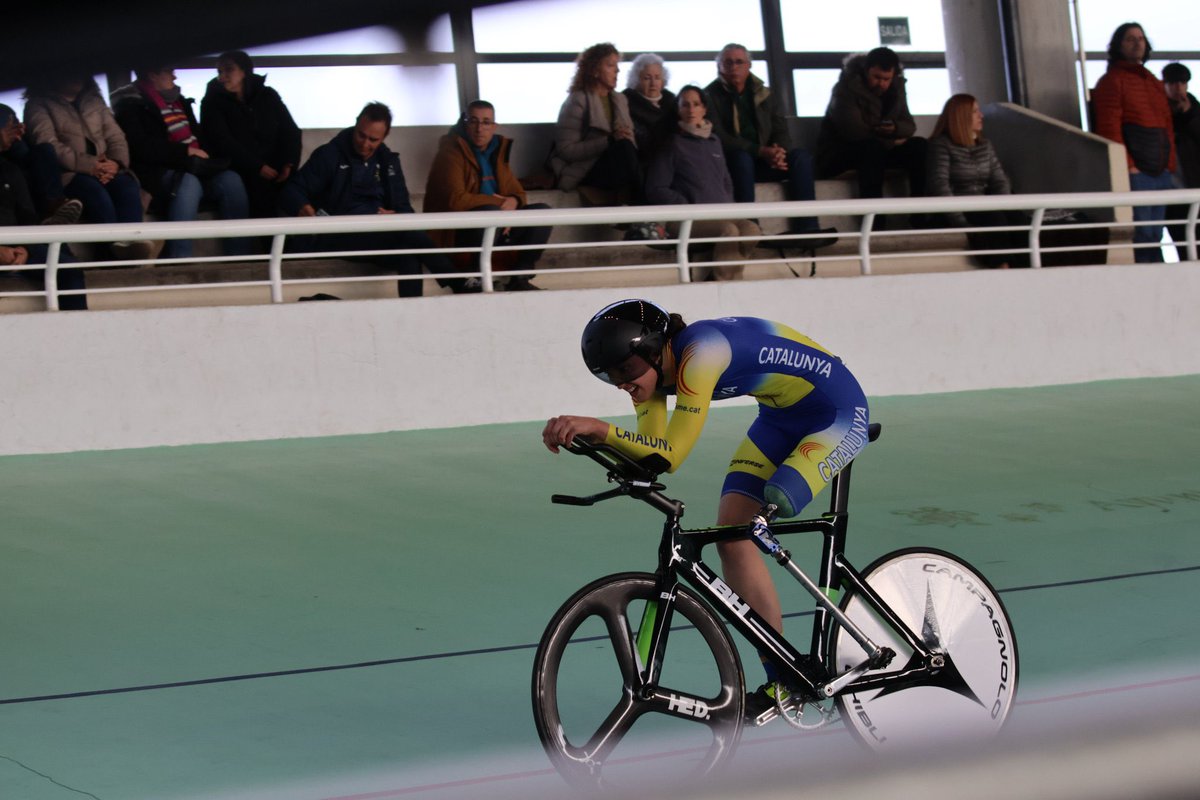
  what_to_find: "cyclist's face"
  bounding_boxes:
[596,354,656,400]
[597,354,649,385]
[613,357,658,403]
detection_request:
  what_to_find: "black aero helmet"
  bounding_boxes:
[581,299,670,385]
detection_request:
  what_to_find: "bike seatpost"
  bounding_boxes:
[756,503,780,524]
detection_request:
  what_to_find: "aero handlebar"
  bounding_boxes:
[550,438,683,517]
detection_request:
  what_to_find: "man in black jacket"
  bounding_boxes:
[1163,62,1200,261]
[280,102,472,296]
[815,48,927,211]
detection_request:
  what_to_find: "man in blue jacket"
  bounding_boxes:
[280,102,473,296]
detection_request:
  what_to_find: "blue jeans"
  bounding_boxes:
[1129,170,1174,263]
[160,169,251,258]
[725,147,820,232]
[65,172,143,224]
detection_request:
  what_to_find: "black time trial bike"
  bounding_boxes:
[530,423,1018,791]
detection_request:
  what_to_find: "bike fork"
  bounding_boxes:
[633,581,680,686]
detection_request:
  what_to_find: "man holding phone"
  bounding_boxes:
[815,47,927,217]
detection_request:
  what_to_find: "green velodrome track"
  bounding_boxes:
[1,376,1198,799]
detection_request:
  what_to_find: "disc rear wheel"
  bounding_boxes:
[830,549,1018,749]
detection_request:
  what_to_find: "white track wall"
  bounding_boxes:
[2,263,1198,456]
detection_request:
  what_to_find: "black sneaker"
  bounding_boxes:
[744,683,800,727]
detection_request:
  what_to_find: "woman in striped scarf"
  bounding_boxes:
[111,68,250,259]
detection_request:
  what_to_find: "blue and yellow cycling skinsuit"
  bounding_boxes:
[601,317,869,517]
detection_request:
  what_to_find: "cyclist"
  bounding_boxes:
[542,298,870,721]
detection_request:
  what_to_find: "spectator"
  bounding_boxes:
[0,103,81,224]
[1162,62,1199,261]
[423,100,551,291]
[549,43,645,207]
[815,47,927,222]
[279,102,472,296]
[200,50,302,219]
[705,43,836,248]
[23,74,155,260]
[1,128,87,309]
[111,67,250,259]
[622,53,677,165]
[645,85,760,281]
[1091,23,1175,263]
[927,94,1027,269]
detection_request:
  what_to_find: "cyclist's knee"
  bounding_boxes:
[765,468,814,519]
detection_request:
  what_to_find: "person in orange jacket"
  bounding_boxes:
[1092,22,1177,263]
[423,100,551,291]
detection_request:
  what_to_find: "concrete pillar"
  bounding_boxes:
[1008,0,1082,127]
[941,0,1082,128]
[941,0,1009,105]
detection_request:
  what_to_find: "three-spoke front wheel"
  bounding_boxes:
[831,548,1019,750]
[531,573,744,792]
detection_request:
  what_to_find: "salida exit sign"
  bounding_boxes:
[878,17,911,46]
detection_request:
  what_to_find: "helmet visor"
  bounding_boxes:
[593,354,654,386]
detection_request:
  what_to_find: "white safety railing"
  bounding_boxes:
[1,189,1197,311]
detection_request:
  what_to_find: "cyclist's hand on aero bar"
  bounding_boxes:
[542,415,608,453]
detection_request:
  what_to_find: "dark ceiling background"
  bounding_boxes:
[1,1,508,91]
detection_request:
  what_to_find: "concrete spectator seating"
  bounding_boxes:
[983,102,1134,264]
[3,105,1137,311]
[984,102,1131,201]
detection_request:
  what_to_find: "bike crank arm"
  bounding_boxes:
[821,647,895,697]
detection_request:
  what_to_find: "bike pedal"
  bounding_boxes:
[748,701,797,727]
[744,684,802,727]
